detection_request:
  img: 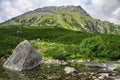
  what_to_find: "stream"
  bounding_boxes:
[0,60,120,80]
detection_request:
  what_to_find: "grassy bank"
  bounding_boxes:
[0,26,120,61]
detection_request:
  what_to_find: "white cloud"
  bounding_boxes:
[0,0,120,25]
[0,0,82,23]
[0,0,36,23]
[81,0,120,24]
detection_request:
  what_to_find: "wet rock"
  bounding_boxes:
[3,40,42,71]
[92,76,97,79]
[5,66,41,80]
[64,67,76,74]
[94,79,100,80]
[109,72,117,76]
[99,73,109,77]
[98,73,109,79]
[115,79,120,80]
[110,76,120,80]
[98,75,105,79]
[79,72,88,75]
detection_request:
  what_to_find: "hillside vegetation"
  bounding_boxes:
[1,6,120,34]
[0,26,120,61]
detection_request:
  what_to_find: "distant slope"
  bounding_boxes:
[1,6,120,34]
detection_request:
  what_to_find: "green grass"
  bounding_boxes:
[31,40,81,60]
[115,65,120,71]
[0,26,120,61]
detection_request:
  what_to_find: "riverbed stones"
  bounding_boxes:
[3,40,42,71]
[42,60,68,65]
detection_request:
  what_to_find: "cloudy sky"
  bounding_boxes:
[0,0,120,24]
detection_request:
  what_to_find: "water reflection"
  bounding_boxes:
[5,66,41,80]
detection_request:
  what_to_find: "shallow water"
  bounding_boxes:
[0,60,120,80]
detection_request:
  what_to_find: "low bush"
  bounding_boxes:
[80,36,108,60]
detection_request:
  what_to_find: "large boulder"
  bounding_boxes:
[3,40,42,71]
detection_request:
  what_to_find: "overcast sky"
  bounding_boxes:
[0,0,120,24]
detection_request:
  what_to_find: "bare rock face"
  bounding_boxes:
[3,40,42,71]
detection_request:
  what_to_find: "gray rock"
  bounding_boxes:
[94,79,100,80]
[64,67,76,74]
[92,76,97,79]
[98,73,109,79]
[3,40,42,71]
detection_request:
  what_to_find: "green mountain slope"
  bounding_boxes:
[1,6,120,34]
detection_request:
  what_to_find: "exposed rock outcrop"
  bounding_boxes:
[3,40,42,71]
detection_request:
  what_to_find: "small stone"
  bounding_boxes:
[64,67,76,74]
[99,73,109,77]
[3,40,42,71]
[92,76,97,79]
[94,78,100,80]
[114,78,120,80]
[109,73,116,76]
[61,60,68,65]
[98,75,105,79]
[98,73,109,80]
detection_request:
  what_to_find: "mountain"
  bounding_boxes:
[1,6,120,34]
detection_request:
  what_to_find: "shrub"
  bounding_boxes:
[44,46,69,60]
[80,36,108,60]
[109,50,120,60]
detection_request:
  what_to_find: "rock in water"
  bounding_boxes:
[64,67,76,74]
[3,40,42,71]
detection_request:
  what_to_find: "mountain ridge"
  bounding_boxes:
[1,6,120,34]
